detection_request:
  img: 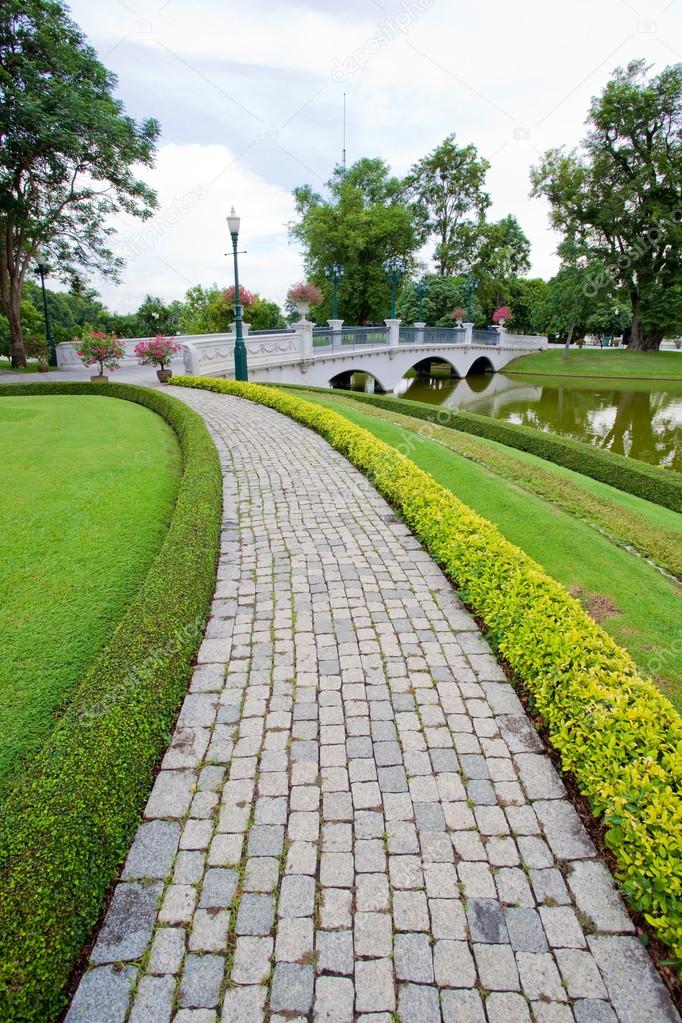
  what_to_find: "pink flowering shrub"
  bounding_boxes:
[224,285,255,307]
[451,307,466,322]
[492,305,512,324]
[76,331,126,375]
[134,334,182,370]
[287,281,324,306]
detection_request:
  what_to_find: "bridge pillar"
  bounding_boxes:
[414,322,425,344]
[385,318,401,348]
[230,321,251,336]
[328,319,343,351]
[463,322,474,345]
[296,319,314,360]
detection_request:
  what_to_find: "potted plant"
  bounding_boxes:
[287,281,323,317]
[450,307,466,327]
[492,305,512,328]
[76,330,125,382]
[134,334,182,383]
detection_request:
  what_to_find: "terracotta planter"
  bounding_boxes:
[38,362,49,374]
[157,369,173,383]
[90,374,108,383]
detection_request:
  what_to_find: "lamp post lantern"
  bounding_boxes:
[34,249,57,367]
[415,278,428,323]
[382,256,406,319]
[227,207,248,382]
[323,263,345,319]
[465,273,478,323]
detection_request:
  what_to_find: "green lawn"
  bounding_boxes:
[0,395,181,797]
[296,389,682,708]
[506,347,682,379]
[0,358,49,374]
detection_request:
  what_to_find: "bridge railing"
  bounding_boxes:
[314,326,389,351]
[472,329,500,345]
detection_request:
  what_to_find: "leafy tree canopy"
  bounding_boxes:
[531,60,682,349]
[0,0,159,364]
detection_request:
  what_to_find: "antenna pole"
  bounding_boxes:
[342,93,347,175]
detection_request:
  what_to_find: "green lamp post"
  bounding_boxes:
[465,273,478,323]
[415,278,428,323]
[323,263,345,319]
[227,207,248,382]
[382,256,406,318]
[35,249,57,367]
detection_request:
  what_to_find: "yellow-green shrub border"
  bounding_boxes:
[172,375,682,964]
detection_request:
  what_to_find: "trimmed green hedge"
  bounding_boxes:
[173,375,682,965]
[273,383,682,513]
[0,382,222,1022]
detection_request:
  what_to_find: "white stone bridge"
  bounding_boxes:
[55,320,548,391]
[177,319,548,392]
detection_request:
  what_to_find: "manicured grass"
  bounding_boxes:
[295,389,682,709]
[0,383,222,1022]
[506,347,682,378]
[0,395,182,797]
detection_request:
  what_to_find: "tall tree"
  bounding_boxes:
[472,215,531,313]
[0,0,159,365]
[405,134,490,276]
[531,60,682,350]
[290,159,421,323]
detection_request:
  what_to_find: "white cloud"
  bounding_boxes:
[63,0,682,312]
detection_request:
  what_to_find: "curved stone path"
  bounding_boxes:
[67,388,679,1023]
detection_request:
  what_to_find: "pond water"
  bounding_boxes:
[337,367,682,471]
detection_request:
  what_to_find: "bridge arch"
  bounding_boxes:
[467,355,495,376]
[328,368,388,394]
[407,356,462,380]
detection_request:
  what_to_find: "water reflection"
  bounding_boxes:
[336,368,682,470]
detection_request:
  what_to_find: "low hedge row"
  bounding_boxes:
[173,375,682,964]
[0,382,222,1022]
[273,383,682,513]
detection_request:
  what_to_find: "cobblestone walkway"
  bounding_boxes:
[68,389,679,1023]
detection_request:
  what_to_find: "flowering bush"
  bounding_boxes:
[450,307,466,322]
[492,305,512,324]
[134,334,182,370]
[76,331,125,376]
[224,285,255,308]
[287,281,324,306]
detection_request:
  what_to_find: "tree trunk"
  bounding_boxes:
[562,318,575,359]
[6,296,26,368]
[627,292,662,351]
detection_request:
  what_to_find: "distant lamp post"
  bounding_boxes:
[34,249,57,367]
[227,206,248,382]
[415,278,428,323]
[465,273,478,323]
[382,256,407,318]
[323,263,345,319]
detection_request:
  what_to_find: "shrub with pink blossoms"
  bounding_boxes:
[76,331,126,376]
[287,281,324,306]
[224,285,255,307]
[492,305,512,324]
[134,334,182,370]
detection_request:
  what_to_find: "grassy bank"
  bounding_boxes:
[292,388,682,709]
[0,383,222,1022]
[0,395,181,798]
[506,348,682,378]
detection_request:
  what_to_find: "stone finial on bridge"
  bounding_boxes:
[385,318,401,348]
[413,322,426,344]
[463,322,474,344]
[230,321,251,337]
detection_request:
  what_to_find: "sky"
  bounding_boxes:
[64,0,682,314]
